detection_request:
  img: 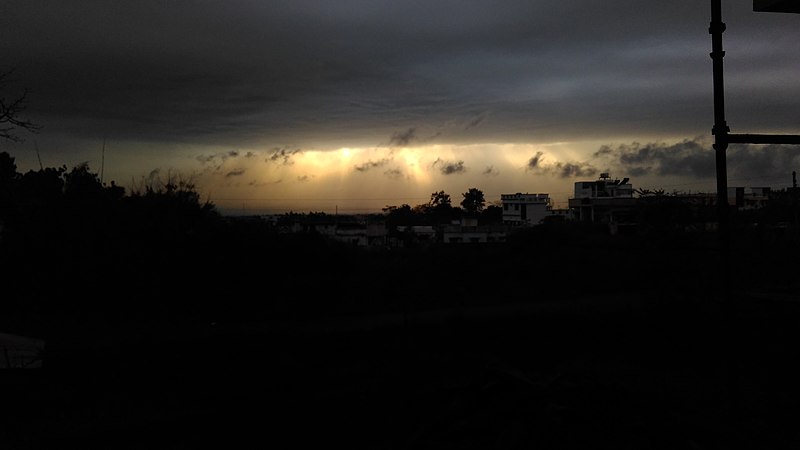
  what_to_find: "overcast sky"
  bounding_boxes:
[2,0,799,213]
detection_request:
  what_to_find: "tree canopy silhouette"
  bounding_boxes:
[460,187,486,215]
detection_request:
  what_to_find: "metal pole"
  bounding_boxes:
[710,0,731,302]
[710,2,741,432]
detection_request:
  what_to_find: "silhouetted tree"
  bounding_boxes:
[0,151,16,181]
[0,151,19,216]
[429,190,452,209]
[426,190,460,224]
[460,187,485,215]
[383,203,417,228]
[63,162,103,197]
[481,203,503,225]
[0,69,41,142]
[121,171,221,245]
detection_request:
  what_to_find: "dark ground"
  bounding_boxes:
[3,226,800,449]
[4,290,800,450]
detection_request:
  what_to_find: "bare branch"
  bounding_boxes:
[0,69,42,143]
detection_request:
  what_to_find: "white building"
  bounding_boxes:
[729,186,771,210]
[573,173,633,199]
[568,173,636,224]
[501,193,552,226]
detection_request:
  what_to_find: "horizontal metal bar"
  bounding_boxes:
[727,133,800,145]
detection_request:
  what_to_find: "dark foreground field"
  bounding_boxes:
[4,290,800,450]
[4,225,800,449]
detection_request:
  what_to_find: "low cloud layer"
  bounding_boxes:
[433,158,467,175]
[354,158,393,173]
[593,136,800,185]
[526,151,597,178]
[593,138,714,179]
[266,147,302,166]
[388,128,417,147]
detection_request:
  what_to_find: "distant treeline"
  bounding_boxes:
[2,150,800,341]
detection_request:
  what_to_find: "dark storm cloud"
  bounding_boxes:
[527,152,545,170]
[354,158,392,173]
[384,168,404,179]
[525,151,597,178]
[266,147,302,166]
[482,166,499,176]
[2,1,798,149]
[197,151,240,165]
[464,111,491,131]
[383,128,441,148]
[225,168,246,178]
[433,158,467,175]
[728,144,800,178]
[552,162,598,179]
[388,128,417,147]
[593,138,715,178]
[593,137,800,182]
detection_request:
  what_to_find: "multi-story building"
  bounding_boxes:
[568,173,636,224]
[729,186,771,210]
[501,193,553,226]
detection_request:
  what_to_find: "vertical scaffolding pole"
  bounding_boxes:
[709,2,742,431]
[710,0,731,302]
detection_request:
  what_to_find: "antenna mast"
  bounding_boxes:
[100,138,106,184]
[34,140,43,170]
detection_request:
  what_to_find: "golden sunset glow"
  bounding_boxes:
[184,141,626,215]
[5,0,798,218]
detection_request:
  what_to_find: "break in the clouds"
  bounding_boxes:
[2,1,798,214]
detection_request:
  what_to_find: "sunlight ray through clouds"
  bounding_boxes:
[194,141,611,214]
